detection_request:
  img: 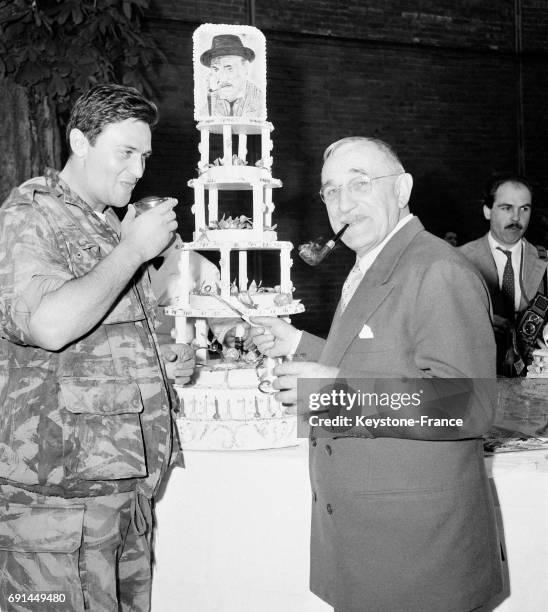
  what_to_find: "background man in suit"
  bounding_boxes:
[459,176,547,374]
[251,137,503,612]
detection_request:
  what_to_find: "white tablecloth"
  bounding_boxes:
[152,444,548,612]
[152,441,329,611]
[485,449,548,612]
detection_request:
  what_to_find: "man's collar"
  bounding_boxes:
[487,231,522,254]
[356,214,414,273]
[45,167,102,215]
[44,167,70,197]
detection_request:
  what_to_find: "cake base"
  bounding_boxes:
[173,365,298,450]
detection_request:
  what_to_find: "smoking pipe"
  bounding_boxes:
[298,224,349,266]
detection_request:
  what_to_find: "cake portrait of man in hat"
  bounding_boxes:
[196,28,266,120]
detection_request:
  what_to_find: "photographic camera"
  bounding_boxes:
[516,293,548,361]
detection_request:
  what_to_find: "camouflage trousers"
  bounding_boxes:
[0,484,154,612]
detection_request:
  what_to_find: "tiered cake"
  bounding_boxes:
[165,24,304,450]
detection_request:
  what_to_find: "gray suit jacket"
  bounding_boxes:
[459,233,547,317]
[298,218,503,612]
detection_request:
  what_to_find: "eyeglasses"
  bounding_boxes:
[319,172,405,205]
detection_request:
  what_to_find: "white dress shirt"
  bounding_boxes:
[354,213,415,278]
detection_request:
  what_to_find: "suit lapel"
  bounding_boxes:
[320,218,422,366]
[322,282,394,366]
[475,235,500,297]
[521,240,547,303]
[469,235,547,311]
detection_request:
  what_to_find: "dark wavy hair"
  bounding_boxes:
[482,174,533,209]
[66,84,158,149]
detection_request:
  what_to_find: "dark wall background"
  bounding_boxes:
[133,1,548,335]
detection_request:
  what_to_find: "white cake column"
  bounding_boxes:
[280,248,291,293]
[238,134,247,163]
[194,319,208,363]
[199,129,209,168]
[178,249,191,306]
[252,184,263,235]
[264,187,274,228]
[219,247,231,298]
[223,124,233,165]
[208,188,218,225]
[174,315,188,345]
[261,127,272,169]
[239,251,248,291]
[193,183,206,235]
[173,250,191,344]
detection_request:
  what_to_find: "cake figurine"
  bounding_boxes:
[525,324,548,378]
[527,349,548,376]
[164,24,304,450]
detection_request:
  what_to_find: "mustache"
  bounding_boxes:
[342,216,367,225]
[505,223,523,230]
[208,82,233,92]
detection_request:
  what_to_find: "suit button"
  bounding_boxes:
[326,503,333,515]
[312,491,317,503]
[310,437,317,447]
[325,444,332,456]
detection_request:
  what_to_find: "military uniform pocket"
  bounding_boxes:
[59,378,147,481]
[0,503,85,611]
[0,503,83,553]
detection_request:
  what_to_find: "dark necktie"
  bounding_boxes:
[497,247,515,319]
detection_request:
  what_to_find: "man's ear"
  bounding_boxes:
[68,128,89,158]
[483,205,492,221]
[395,172,413,209]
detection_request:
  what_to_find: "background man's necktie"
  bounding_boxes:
[497,247,515,319]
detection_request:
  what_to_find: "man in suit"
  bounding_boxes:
[251,137,503,612]
[459,176,547,374]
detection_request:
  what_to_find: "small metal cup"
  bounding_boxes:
[257,356,279,394]
[256,354,306,395]
[133,196,170,215]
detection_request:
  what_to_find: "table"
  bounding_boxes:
[152,441,330,611]
[152,443,548,612]
[486,449,548,612]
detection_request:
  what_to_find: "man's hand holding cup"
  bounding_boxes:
[121,197,178,264]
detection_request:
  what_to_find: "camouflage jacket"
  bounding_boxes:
[0,169,182,499]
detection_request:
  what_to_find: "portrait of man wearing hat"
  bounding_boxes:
[199,33,264,118]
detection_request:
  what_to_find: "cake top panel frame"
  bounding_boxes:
[194,24,267,123]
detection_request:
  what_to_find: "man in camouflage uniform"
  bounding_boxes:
[0,84,193,611]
